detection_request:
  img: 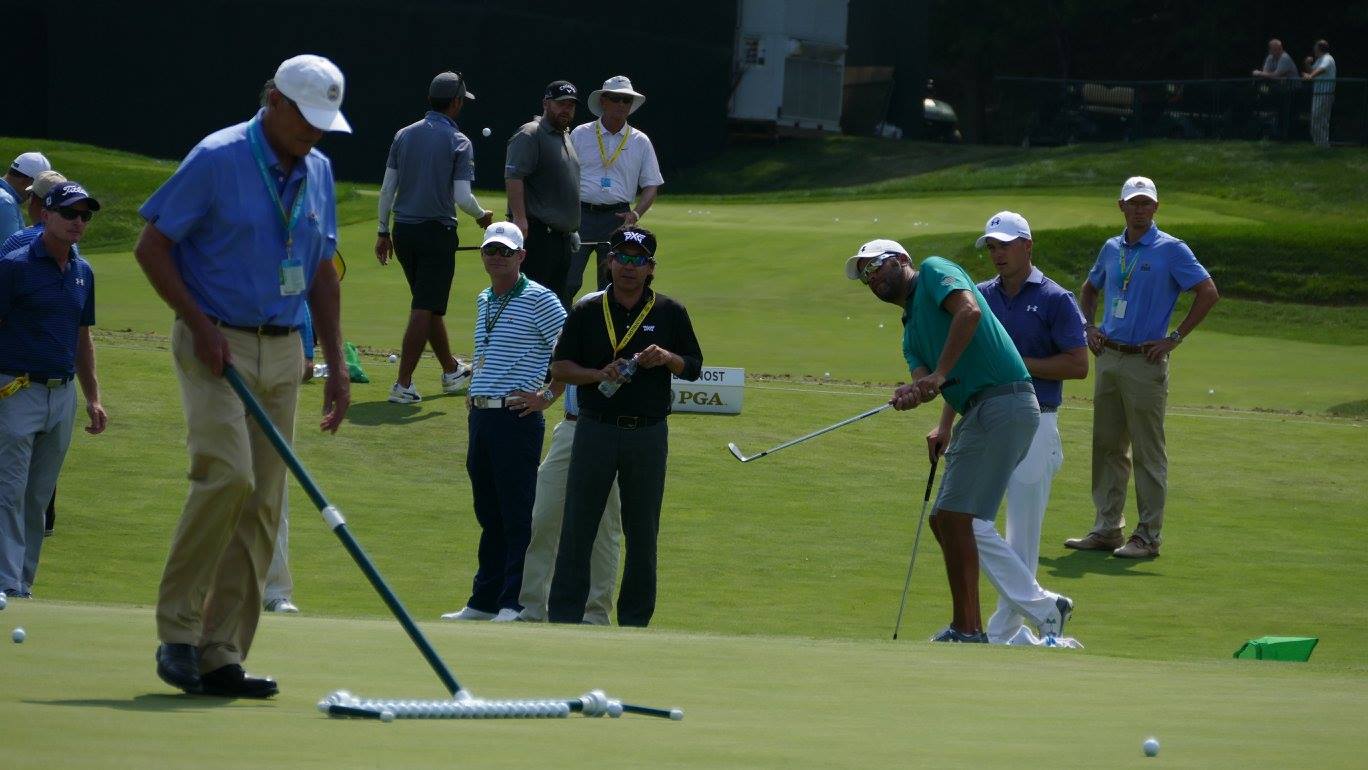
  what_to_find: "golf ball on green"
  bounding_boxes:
[1143,737,1160,757]
[380,710,395,723]
[12,627,25,643]
[388,354,398,363]
[0,593,7,610]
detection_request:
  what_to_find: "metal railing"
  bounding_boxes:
[990,76,1367,146]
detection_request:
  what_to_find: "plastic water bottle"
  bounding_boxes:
[598,357,639,398]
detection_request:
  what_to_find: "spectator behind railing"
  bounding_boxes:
[1252,39,1298,80]
[1303,39,1337,147]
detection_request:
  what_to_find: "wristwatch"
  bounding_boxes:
[1167,330,1183,344]
[538,386,556,403]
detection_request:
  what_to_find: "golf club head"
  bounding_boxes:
[726,442,748,462]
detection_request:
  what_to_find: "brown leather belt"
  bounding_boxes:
[206,316,297,337]
[1103,340,1145,354]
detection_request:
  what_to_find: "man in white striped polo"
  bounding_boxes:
[442,221,567,622]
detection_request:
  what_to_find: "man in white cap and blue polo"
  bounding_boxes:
[568,76,663,300]
[135,54,353,698]
[1,152,52,240]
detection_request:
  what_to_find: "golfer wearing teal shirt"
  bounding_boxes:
[847,240,1071,643]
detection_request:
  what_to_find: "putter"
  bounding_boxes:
[727,378,958,463]
[892,454,940,640]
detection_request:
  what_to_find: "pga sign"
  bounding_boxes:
[671,366,743,414]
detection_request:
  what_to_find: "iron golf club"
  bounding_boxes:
[892,454,940,640]
[456,240,607,251]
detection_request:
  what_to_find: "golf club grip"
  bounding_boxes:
[923,458,938,502]
[621,703,678,719]
[222,365,465,698]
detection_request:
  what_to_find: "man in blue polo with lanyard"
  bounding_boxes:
[0,181,108,598]
[1066,177,1218,559]
[135,54,352,698]
[968,212,1088,644]
[847,238,1072,643]
[441,221,566,622]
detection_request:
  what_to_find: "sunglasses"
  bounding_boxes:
[50,206,94,222]
[480,244,517,258]
[610,251,653,267]
[603,94,634,104]
[858,253,896,284]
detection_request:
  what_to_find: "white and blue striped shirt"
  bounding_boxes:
[469,275,566,396]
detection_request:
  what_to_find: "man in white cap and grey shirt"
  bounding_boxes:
[1,152,52,240]
[135,54,352,698]
[568,76,663,299]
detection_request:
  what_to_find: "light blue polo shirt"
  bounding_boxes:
[386,111,476,226]
[0,178,23,241]
[139,109,338,327]
[1087,223,1210,345]
[902,256,1030,415]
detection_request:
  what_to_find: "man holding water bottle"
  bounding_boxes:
[546,226,702,626]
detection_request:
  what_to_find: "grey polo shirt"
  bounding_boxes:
[504,116,580,233]
[386,111,475,227]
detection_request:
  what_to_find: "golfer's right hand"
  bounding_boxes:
[375,234,392,265]
[890,383,922,411]
[512,215,529,237]
[925,428,948,464]
[1086,326,1106,355]
[190,319,231,376]
[600,359,630,383]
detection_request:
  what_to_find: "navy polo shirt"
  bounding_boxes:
[977,267,1086,408]
[0,237,96,379]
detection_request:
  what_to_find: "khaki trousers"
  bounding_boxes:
[1090,348,1168,546]
[156,319,302,671]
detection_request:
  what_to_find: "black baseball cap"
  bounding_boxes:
[543,80,578,102]
[430,71,474,101]
[44,181,101,211]
[610,226,656,258]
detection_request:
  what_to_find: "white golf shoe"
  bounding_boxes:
[440,606,495,621]
[265,597,299,614]
[441,361,473,394]
[491,608,521,623]
[388,382,421,404]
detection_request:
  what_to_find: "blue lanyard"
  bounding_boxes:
[247,119,309,256]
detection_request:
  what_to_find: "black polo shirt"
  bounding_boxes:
[554,287,703,418]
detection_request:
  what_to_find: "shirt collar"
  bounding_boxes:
[426,110,457,129]
[28,233,76,266]
[609,285,654,312]
[539,116,567,136]
[484,274,528,300]
[1121,222,1159,247]
[598,119,629,137]
[249,109,309,180]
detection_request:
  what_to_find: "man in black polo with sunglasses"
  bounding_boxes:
[547,226,702,627]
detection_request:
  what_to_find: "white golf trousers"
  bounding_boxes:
[979,412,1064,642]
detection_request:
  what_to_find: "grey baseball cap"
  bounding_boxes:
[430,71,475,101]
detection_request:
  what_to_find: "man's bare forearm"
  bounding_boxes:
[76,326,100,404]
[134,224,209,326]
[308,259,344,368]
[550,359,604,385]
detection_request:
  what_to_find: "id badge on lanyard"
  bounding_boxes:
[248,119,310,297]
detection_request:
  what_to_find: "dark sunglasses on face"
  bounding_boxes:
[859,253,896,284]
[604,94,633,104]
[480,244,517,258]
[50,206,94,222]
[610,251,653,267]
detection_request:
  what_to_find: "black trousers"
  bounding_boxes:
[523,217,575,307]
[465,407,544,612]
[548,416,668,626]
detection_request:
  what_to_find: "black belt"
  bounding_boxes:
[1040,405,1059,413]
[581,201,630,213]
[206,316,297,337]
[0,370,73,387]
[577,410,663,430]
[1102,340,1146,355]
[963,381,1036,413]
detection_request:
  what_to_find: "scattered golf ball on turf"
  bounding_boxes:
[481,127,491,137]
[12,627,25,643]
[1208,388,1215,394]
[824,372,831,378]
[1143,737,1160,757]
[0,593,7,610]
[878,323,884,328]
[388,354,398,363]
[380,710,395,723]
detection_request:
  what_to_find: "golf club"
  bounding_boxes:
[727,378,958,463]
[892,454,940,640]
[456,240,607,251]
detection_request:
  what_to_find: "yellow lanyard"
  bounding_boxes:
[602,289,656,356]
[0,374,30,400]
[596,121,631,169]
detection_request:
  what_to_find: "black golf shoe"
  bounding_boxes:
[156,643,202,693]
[200,664,279,698]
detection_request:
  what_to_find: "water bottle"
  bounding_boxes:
[598,357,639,398]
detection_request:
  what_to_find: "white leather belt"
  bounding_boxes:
[469,395,517,409]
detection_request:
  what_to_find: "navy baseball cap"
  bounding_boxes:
[543,80,578,102]
[610,226,656,258]
[45,181,101,211]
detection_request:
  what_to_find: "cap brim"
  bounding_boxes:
[463,89,476,101]
[481,235,522,250]
[298,103,352,133]
[844,255,865,280]
[587,89,646,117]
[53,195,100,211]
[975,231,1021,249]
[1121,191,1158,202]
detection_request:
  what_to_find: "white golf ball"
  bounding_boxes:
[1143,737,1160,757]
[380,710,395,723]
[824,372,830,378]
[878,323,885,329]
[607,700,623,718]
[669,708,684,721]
[1208,388,1215,394]
[12,627,25,643]
[0,593,7,610]
[388,354,398,363]
[481,127,492,137]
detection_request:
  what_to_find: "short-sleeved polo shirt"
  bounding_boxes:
[1311,54,1337,95]
[139,109,338,328]
[570,120,664,205]
[1,223,74,257]
[0,237,95,378]
[468,275,567,397]
[902,256,1030,414]
[1086,223,1210,345]
[504,116,581,233]
[977,267,1087,408]
[386,111,475,226]
[0,178,23,241]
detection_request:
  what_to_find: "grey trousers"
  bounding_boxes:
[569,204,629,301]
[0,376,76,595]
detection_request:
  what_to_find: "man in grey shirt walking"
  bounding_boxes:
[377,71,494,404]
[505,80,581,306]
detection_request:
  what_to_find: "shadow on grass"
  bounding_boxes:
[345,401,446,426]
[1039,550,1163,578]
[26,694,255,712]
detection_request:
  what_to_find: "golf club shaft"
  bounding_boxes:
[223,365,465,697]
[455,240,607,251]
[892,457,939,640]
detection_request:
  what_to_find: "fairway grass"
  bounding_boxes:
[3,602,1365,768]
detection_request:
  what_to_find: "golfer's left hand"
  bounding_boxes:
[85,401,108,435]
[913,371,948,402]
[635,345,674,369]
[320,375,350,433]
[1140,337,1178,363]
[507,390,552,417]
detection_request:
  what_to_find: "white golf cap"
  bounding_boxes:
[481,221,524,251]
[9,152,51,179]
[844,238,908,280]
[274,54,351,133]
[588,75,646,117]
[1120,176,1158,201]
[975,211,1032,249]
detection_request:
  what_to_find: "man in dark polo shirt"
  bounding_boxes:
[505,80,581,306]
[546,226,702,627]
[378,71,494,404]
[0,181,108,598]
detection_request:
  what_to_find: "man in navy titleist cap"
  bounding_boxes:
[0,181,108,598]
[136,54,352,698]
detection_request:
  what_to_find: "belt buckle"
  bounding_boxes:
[616,416,641,429]
[471,396,488,408]
[45,378,63,388]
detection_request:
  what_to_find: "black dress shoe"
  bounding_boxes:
[200,664,279,698]
[156,643,202,693]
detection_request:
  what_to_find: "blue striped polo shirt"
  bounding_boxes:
[0,236,95,379]
[469,275,566,396]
